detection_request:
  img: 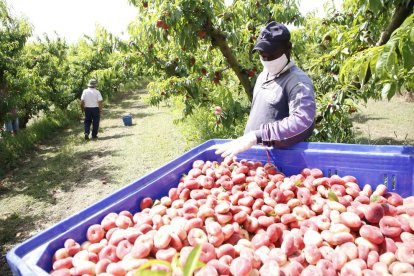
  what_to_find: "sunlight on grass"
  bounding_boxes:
[351,96,414,145]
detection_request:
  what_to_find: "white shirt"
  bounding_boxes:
[81,88,103,108]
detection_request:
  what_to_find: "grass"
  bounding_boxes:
[0,88,188,275]
[351,95,414,145]
[0,108,80,177]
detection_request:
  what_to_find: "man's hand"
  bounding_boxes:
[99,102,103,115]
[215,132,257,159]
[80,100,85,113]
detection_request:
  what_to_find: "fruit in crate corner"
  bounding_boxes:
[86,224,105,243]
[50,157,414,275]
[264,163,277,175]
[140,197,153,210]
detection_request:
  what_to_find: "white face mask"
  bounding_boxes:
[260,54,289,76]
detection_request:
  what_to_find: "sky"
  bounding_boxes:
[6,0,341,43]
[7,0,137,43]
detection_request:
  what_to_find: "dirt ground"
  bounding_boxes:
[0,89,187,275]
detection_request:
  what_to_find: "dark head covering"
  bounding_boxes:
[253,21,291,53]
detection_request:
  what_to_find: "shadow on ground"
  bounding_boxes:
[94,133,134,141]
[351,113,385,124]
[105,89,151,120]
[353,134,414,146]
[0,89,150,276]
[0,110,123,203]
[0,213,42,276]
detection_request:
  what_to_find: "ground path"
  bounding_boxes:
[0,88,187,275]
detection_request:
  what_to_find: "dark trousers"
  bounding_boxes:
[84,107,100,138]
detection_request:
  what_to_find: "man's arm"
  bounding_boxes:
[97,91,103,113]
[80,100,85,113]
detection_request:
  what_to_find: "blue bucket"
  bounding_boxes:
[122,115,133,126]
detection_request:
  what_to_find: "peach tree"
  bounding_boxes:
[10,29,119,127]
[0,0,31,128]
[126,0,302,144]
[1,0,132,130]
[293,0,413,142]
[126,0,413,144]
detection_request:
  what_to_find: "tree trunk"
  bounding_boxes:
[205,20,254,102]
[404,91,414,102]
[376,0,414,46]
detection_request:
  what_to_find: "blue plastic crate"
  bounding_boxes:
[6,140,414,275]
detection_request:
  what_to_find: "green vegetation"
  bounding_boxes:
[1,0,412,274]
[0,88,187,275]
[126,0,413,144]
[0,108,81,176]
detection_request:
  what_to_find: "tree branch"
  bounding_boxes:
[376,0,414,46]
[205,19,254,102]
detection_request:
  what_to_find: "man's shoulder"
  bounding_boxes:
[284,65,313,85]
[90,88,101,93]
[83,88,101,93]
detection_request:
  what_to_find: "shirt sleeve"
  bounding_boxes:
[80,90,85,101]
[97,91,103,101]
[259,82,316,147]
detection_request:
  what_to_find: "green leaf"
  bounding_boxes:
[134,270,169,276]
[327,190,339,202]
[136,260,172,272]
[368,0,383,14]
[381,83,392,100]
[341,47,350,55]
[267,210,277,217]
[376,43,396,78]
[359,59,370,86]
[183,244,204,276]
[401,41,414,70]
[170,251,181,272]
[370,195,381,203]
[384,82,397,100]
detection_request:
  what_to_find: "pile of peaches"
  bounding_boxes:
[50,157,414,276]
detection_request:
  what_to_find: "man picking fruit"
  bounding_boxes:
[216,21,316,158]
